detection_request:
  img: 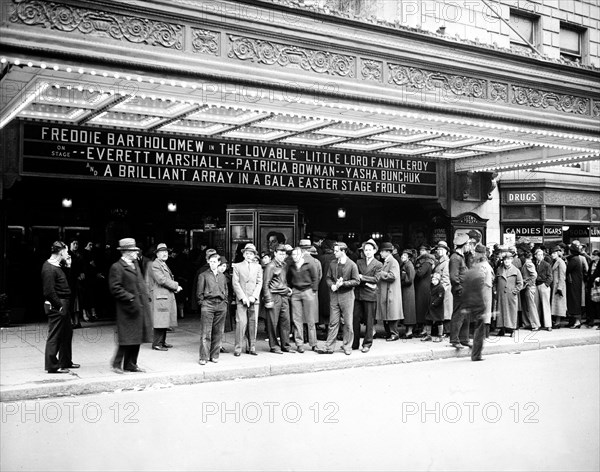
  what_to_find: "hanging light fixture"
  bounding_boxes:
[337,208,346,219]
[62,198,73,208]
[167,201,177,212]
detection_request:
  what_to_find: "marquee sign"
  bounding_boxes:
[20,123,438,198]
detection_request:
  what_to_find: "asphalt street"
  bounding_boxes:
[1,344,598,472]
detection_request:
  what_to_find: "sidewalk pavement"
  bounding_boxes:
[1,316,599,402]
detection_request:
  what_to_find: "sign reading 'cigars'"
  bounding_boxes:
[20,123,438,198]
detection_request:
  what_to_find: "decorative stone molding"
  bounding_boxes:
[360,59,382,82]
[388,64,486,99]
[512,86,589,115]
[228,35,355,77]
[592,101,600,118]
[191,28,220,56]
[544,191,597,206]
[490,82,509,103]
[9,0,183,49]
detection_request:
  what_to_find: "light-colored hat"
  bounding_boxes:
[117,238,140,251]
[155,243,170,253]
[307,246,318,255]
[435,241,450,252]
[453,233,469,246]
[298,239,312,249]
[361,238,378,252]
[242,243,258,255]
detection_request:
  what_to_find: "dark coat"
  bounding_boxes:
[317,251,336,324]
[399,259,416,325]
[108,259,152,345]
[414,254,436,324]
[566,254,583,315]
[356,257,382,302]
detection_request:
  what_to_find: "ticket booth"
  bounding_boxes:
[226,205,301,262]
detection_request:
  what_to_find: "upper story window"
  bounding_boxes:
[560,23,584,62]
[509,10,538,53]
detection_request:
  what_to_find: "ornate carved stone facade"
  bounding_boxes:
[490,82,509,103]
[360,59,382,82]
[9,0,183,49]
[388,64,487,99]
[512,86,589,115]
[191,28,220,56]
[592,101,600,118]
[227,35,355,77]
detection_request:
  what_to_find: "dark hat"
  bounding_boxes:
[117,238,140,251]
[219,256,228,264]
[402,249,413,257]
[335,242,348,251]
[51,241,67,254]
[298,239,312,249]
[274,244,287,253]
[475,244,487,254]
[418,244,430,252]
[435,241,450,252]
[569,243,580,254]
[550,245,562,253]
[361,238,378,252]
[312,232,327,240]
[242,243,258,255]
[155,243,170,253]
[453,233,469,246]
[380,242,394,252]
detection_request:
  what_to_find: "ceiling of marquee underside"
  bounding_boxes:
[2,62,599,168]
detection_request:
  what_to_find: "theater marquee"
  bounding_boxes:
[20,123,438,198]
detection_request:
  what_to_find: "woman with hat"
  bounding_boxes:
[566,243,584,328]
[413,245,436,338]
[145,243,182,351]
[399,249,416,338]
[433,241,453,337]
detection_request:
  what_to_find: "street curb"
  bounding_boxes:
[1,335,598,402]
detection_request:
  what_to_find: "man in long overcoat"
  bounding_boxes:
[146,243,182,350]
[376,242,403,341]
[108,238,153,373]
[566,243,584,328]
[495,253,524,336]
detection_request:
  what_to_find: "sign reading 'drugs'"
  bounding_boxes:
[20,123,437,198]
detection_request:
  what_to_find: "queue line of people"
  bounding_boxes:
[41,235,600,373]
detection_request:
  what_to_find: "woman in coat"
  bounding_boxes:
[414,246,436,337]
[550,246,567,327]
[146,243,182,350]
[495,253,523,336]
[566,244,584,328]
[376,242,403,341]
[108,238,153,373]
[399,250,416,338]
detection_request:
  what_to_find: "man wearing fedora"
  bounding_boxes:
[449,232,474,349]
[232,243,263,356]
[146,243,182,351]
[433,241,453,337]
[353,239,382,353]
[376,242,403,341]
[319,242,360,354]
[108,238,153,373]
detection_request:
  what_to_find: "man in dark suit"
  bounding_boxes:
[353,239,382,353]
[108,238,153,373]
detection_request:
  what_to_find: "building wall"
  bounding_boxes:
[319,0,600,67]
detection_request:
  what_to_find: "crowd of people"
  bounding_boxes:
[41,233,600,373]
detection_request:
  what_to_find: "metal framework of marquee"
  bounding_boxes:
[1,0,599,177]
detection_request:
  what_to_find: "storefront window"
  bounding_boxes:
[502,206,541,220]
[545,206,563,220]
[565,207,590,221]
